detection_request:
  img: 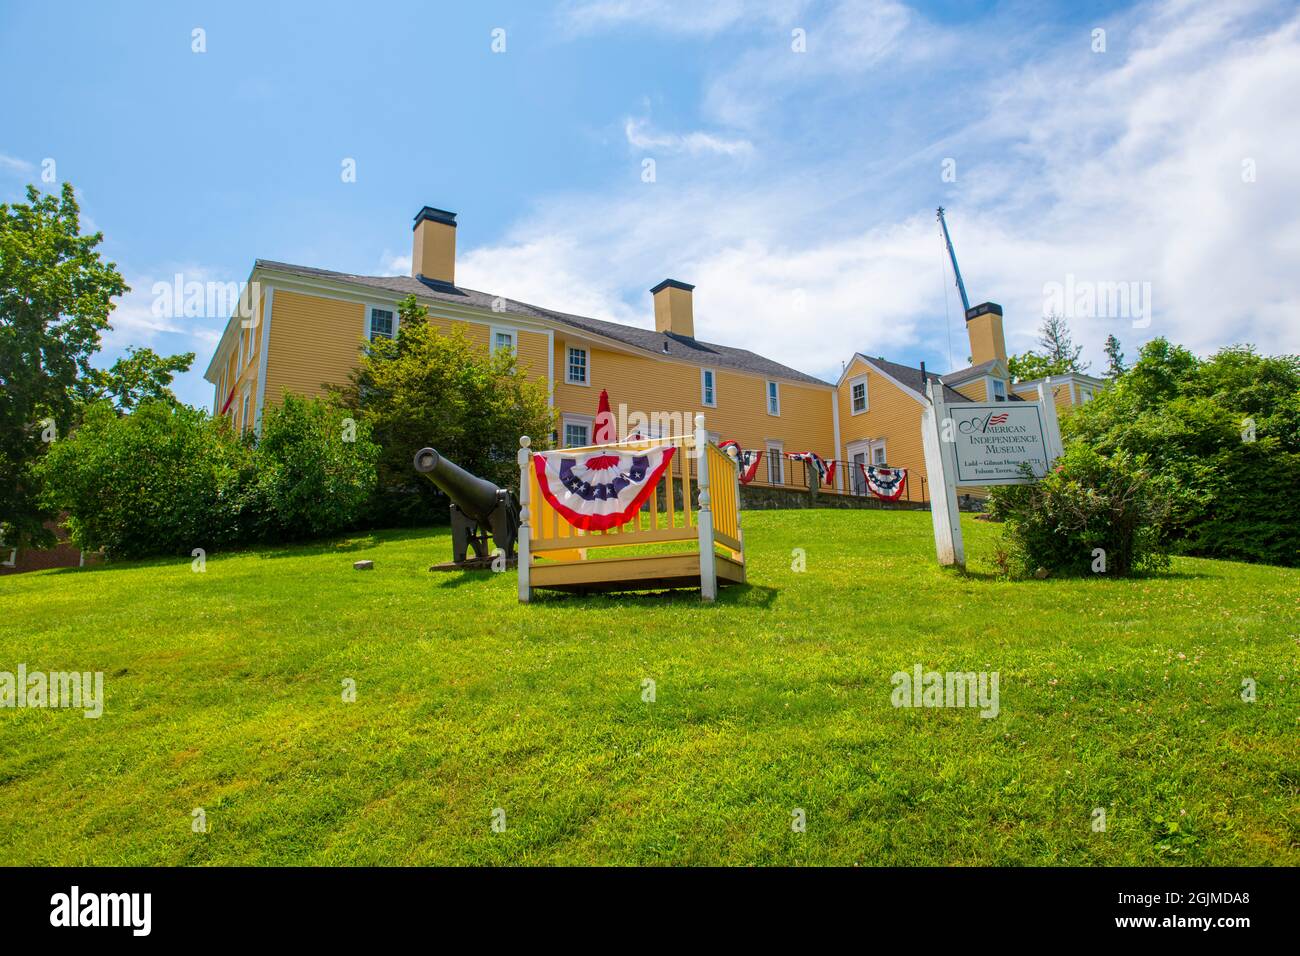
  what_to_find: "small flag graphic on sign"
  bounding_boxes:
[988,413,1009,425]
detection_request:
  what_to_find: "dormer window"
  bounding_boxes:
[992,379,1008,402]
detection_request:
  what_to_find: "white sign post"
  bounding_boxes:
[921,380,966,568]
[921,380,1064,568]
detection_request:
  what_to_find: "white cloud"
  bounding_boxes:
[623,118,753,157]
[702,0,954,129]
[469,0,1300,383]
[0,153,34,175]
[102,268,239,353]
[379,252,411,276]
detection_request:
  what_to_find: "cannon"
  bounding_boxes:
[413,448,520,567]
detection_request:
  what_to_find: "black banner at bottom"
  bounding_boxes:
[0,866,1286,941]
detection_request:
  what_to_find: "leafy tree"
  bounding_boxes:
[1063,338,1300,565]
[1008,313,1088,381]
[333,294,554,525]
[80,345,195,411]
[987,445,1172,577]
[0,184,127,547]
[1037,313,1088,371]
[1103,334,1126,377]
[38,394,378,558]
[37,400,251,558]
[251,394,380,541]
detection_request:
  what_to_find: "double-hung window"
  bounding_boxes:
[701,368,716,407]
[766,381,780,416]
[991,379,1008,402]
[564,420,590,448]
[567,346,588,385]
[368,306,396,340]
[492,328,516,355]
[850,376,867,414]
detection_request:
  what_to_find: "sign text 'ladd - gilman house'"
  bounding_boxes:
[951,403,1050,485]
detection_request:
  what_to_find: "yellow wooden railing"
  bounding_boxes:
[705,441,743,556]
[527,432,700,556]
[517,414,743,601]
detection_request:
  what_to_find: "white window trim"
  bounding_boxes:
[766,380,781,417]
[491,325,517,355]
[565,343,590,386]
[364,303,400,342]
[870,439,888,466]
[561,412,595,448]
[765,440,784,484]
[849,374,868,415]
[988,377,1008,402]
[253,287,274,436]
[701,367,717,407]
[240,388,251,432]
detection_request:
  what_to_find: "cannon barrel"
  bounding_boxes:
[413,448,504,526]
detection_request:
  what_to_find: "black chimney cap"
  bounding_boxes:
[413,206,458,230]
[965,302,1002,321]
[650,278,695,295]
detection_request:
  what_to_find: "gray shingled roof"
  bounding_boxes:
[939,358,1001,384]
[863,356,1023,404]
[255,259,830,387]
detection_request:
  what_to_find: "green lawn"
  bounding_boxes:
[1,509,1296,866]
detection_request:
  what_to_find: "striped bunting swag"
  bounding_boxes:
[862,464,907,501]
[533,446,676,531]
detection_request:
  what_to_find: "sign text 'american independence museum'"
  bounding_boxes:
[951,403,1050,485]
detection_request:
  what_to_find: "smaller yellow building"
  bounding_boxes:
[203,203,1104,504]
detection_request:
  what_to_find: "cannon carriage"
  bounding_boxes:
[413,447,519,568]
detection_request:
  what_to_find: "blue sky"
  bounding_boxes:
[3,0,1297,409]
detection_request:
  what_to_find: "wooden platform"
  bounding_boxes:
[530,551,744,595]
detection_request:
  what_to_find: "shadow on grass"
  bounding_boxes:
[255,525,450,560]
[952,566,1213,583]
[28,525,449,576]
[526,581,777,609]
[433,569,498,588]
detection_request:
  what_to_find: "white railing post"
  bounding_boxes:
[517,435,532,603]
[694,413,717,601]
[732,447,746,583]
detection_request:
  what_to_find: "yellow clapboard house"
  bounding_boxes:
[202,204,1103,502]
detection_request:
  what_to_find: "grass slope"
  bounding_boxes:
[1,509,1296,865]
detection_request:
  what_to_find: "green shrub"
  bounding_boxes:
[251,395,379,541]
[1064,339,1300,566]
[38,395,379,559]
[987,445,1172,577]
[1179,441,1300,566]
[38,400,251,558]
[331,294,554,527]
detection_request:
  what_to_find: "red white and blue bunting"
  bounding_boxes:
[788,451,836,486]
[533,446,676,531]
[861,464,907,501]
[719,440,763,484]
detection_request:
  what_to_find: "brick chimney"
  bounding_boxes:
[965,301,1007,366]
[651,279,695,339]
[412,206,457,288]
